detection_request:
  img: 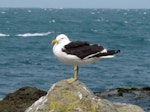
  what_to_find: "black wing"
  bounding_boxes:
[62,41,105,59]
[64,41,89,49]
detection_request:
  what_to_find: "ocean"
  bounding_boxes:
[0,8,150,101]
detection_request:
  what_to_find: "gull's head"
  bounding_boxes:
[52,34,70,45]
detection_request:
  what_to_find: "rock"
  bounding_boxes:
[95,87,150,98]
[95,87,150,111]
[114,102,145,112]
[0,86,46,112]
[25,79,144,112]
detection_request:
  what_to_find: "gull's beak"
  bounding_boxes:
[51,39,59,44]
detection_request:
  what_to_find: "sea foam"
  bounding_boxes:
[16,32,51,37]
[0,33,10,37]
[0,11,6,14]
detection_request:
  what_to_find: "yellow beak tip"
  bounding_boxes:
[51,39,58,44]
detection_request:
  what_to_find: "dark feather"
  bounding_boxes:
[94,50,121,57]
[62,41,105,59]
[64,41,89,49]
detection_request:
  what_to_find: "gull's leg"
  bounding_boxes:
[74,65,78,80]
[67,65,79,83]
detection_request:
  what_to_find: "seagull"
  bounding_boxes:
[52,34,120,83]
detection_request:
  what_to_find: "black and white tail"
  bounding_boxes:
[100,50,120,58]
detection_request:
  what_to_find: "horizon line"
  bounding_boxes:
[0,7,150,10]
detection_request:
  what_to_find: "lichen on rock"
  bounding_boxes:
[25,79,144,112]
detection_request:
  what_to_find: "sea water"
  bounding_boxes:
[0,8,150,100]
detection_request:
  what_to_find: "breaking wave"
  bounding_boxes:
[16,32,51,37]
[0,33,10,37]
[144,39,150,42]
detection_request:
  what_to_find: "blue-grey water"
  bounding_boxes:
[0,8,150,109]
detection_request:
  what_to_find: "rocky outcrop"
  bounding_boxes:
[26,79,144,112]
[0,86,46,112]
[95,87,150,98]
[0,81,147,112]
[95,87,150,111]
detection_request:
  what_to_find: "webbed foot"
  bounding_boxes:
[67,78,77,83]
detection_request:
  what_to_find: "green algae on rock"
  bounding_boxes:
[25,79,144,112]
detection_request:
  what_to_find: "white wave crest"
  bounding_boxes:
[144,39,150,42]
[0,33,10,37]
[1,11,6,14]
[16,32,51,37]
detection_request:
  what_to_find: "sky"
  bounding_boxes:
[0,0,150,9]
